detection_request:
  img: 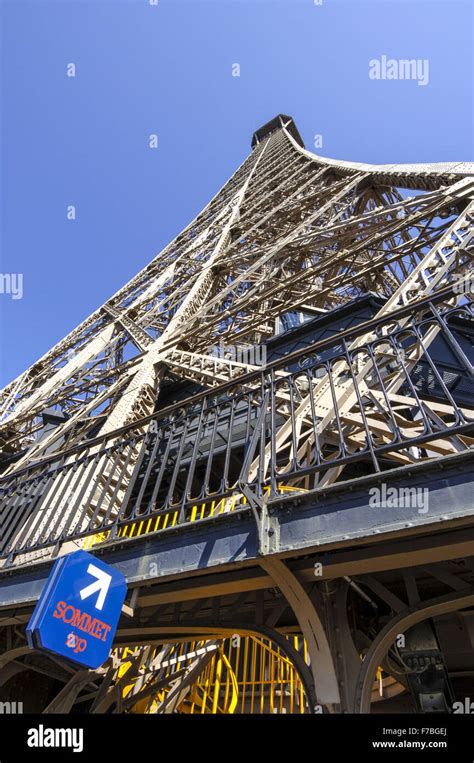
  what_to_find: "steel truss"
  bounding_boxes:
[0,114,473,714]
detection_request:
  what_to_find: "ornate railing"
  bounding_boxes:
[0,289,472,567]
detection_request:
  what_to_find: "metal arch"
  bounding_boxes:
[246,623,317,711]
[355,589,474,713]
[259,557,340,707]
[113,621,317,713]
[0,645,32,671]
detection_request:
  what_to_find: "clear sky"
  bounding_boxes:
[1,0,472,387]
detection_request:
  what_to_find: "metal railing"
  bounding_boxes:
[0,290,472,566]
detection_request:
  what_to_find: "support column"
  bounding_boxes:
[259,557,340,710]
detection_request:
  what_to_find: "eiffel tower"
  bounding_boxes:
[0,115,473,714]
[1,114,473,463]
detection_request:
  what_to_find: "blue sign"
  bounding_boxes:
[27,550,127,669]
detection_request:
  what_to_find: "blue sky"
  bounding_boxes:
[1,0,472,387]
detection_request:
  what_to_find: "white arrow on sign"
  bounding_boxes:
[79,564,112,611]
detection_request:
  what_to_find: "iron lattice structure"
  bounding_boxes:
[0,114,474,715]
[1,115,473,460]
